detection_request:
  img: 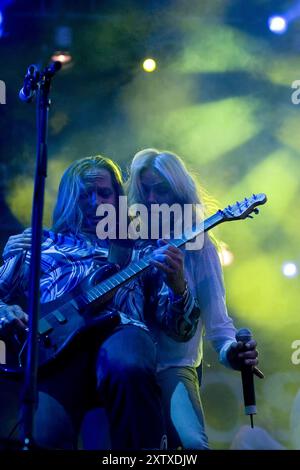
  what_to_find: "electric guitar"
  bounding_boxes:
[0,193,267,377]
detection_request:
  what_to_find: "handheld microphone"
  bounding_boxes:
[236,328,257,428]
[19,64,39,103]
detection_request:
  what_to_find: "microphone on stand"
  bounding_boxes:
[17,60,62,450]
[236,328,262,428]
[19,64,39,103]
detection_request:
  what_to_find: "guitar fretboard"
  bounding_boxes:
[79,210,225,306]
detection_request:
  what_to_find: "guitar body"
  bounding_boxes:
[1,264,120,377]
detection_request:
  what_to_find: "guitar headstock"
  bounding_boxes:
[220,193,267,221]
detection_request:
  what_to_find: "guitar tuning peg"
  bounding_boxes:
[247,214,254,219]
[236,201,242,213]
[254,208,259,214]
[252,194,257,200]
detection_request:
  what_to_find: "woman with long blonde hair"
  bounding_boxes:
[127,148,258,449]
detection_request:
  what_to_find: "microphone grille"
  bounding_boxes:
[236,328,252,343]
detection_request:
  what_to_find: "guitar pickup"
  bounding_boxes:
[53,311,67,324]
[38,318,53,336]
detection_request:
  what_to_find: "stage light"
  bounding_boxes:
[51,26,73,67]
[142,58,157,73]
[51,51,72,65]
[268,16,287,34]
[282,262,298,278]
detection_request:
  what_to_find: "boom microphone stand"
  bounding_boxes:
[18,61,61,449]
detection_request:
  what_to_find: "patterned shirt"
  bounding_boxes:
[0,229,201,342]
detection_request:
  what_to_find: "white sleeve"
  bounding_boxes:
[186,235,236,367]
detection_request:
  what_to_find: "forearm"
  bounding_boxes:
[211,337,236,368]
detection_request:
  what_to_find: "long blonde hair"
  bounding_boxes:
[126,148,221,299]
[127,148,219,214]
[52,155,124,236]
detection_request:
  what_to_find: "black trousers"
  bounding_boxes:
[1,325,166,450]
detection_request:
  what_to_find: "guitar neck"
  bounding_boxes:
[170,210,225,249]
[80,210,225,306]
[38,193,267,333]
